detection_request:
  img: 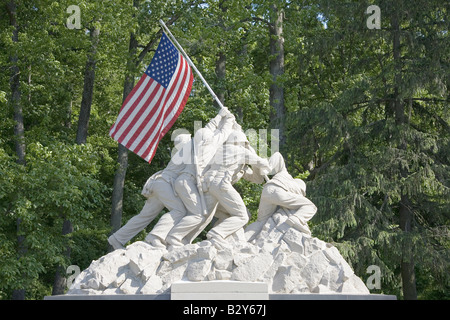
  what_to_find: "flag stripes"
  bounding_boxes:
[109,33,193,163]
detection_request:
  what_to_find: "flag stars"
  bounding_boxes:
[145,33,179,88]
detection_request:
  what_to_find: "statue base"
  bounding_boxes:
[45,280,396,300]
[44,293,396,300]
[171,280,268,300]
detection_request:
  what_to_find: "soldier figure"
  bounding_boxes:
[203,130,271,248]
[107,134,191,250]
[246,152,317,242]
[165,108,236,247]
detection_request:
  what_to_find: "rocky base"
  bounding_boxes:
[68,211,369,295]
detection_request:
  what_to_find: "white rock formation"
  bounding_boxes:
[67,210,369,295]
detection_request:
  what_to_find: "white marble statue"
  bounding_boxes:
[203,130,271,248]
[165,108,236,247]
[166,125,271,249]
[107,133,192,250]
[108,108,238,250]
[79,117,374,296]
[109,112,312,251]
[245,152,317,242]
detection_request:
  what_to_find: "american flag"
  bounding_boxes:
[109,33,193,163]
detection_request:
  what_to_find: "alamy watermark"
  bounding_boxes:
[366,265,381,290]
[66,5,81,30]
[65,4,381,30]
[366,5,381,30]
[66,4,380,31]
[66,265,81,289]
[170,121,280,166]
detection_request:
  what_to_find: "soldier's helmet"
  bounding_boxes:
[174,133,191,149]
[226,130,248,145]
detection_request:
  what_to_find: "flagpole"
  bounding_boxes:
[159,19,225,110]
[159,19,214,218]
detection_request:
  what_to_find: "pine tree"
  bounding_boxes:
[287,0,449,299]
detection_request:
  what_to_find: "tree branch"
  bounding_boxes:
[252,16,271,27]
[136,14,182,66]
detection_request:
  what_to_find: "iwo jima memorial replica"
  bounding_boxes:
[46,21,395,301]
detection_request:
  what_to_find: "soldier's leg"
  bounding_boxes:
[206,181,249,240]
[166,214,204,246]
[183,192,219,244]
[146,179,187,245]
[146,210,185,247]
[167,177,220,246]
[166,175,204,246]
[110,196,164,246]
[286,206,317,236]
[173,174,203,216]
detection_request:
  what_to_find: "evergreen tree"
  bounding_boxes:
[287,0,449,299]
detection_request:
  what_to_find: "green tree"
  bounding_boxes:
[287,0,449,299]
[0,0,128,299]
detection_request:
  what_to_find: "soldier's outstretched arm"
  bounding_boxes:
[204,107,231,131]
[211,112,235,147]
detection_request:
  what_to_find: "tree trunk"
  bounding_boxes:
[51,218,74,295]
[235,33,249,123]
[7,0,27,300]
[268,5,286,152]
[391,10,417,300]
[214,1,227,108]
[53,26,99,294]
[110,143,129,232]
[76,27,100,145]
[215,51,226,107]
[109,30,138,251]
[65,99,73,129]
[12,218,26,300]
[7,0,25,166]
[253,7,286,153]
[399,195,417,300]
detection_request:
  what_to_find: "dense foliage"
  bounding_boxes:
[0,0,448,299]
